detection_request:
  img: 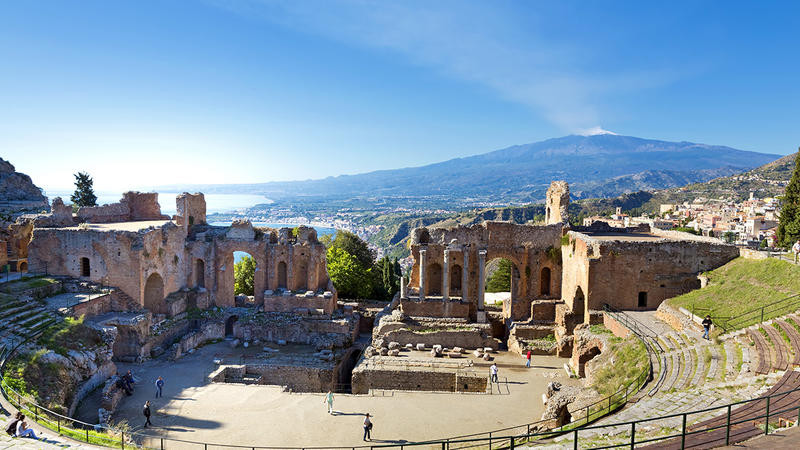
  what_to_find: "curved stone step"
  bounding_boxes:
[677,348,695,390]
[662,352,681,392]
[724,339,738,380]
[690,347,706,387]
[763,324,790,371]
[706,344,721,380]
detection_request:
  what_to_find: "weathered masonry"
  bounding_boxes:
[27,192,337,317]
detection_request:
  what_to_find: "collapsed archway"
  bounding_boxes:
[225,315,238,338]
[277,261,288,289]
[144,273,164,314]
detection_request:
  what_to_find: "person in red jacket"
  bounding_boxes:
[526,350,532,368]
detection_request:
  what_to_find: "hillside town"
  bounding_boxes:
[583,192,782,248]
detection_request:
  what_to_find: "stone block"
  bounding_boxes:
[323,291,333,298]
[483,353,492,361]
[229,339,240,348]
[404,343,414,350]
[473,349,483,357]
[483,347,494,354]
[416,343,426,351]
[388,341,400,350]
[305,290,315,298]
[453,346,463,353]
[264,290,273,296]
[433,344,443,353]
[380,347,389,356]
[430,349,440,358]
[388,349,400,357]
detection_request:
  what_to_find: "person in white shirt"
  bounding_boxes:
[792,239,800,264]
[490,363,498,383]
[16,417,37,439]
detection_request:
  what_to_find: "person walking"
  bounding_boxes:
[363,413,372,441]
[155,376,164,398]
[490,363,498,383]
[324,390,334,414]
[15,416,37,439]
[525,350,532,368]
[702,315,713,340]
[143,401,152,428]
[793,239,800,264]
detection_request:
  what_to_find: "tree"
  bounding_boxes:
[70,172,97,207]
[778,151,800,248]
[328,231,375,269]
[327,247,372,299]
[485,259,512,293]
[234,255,256,296]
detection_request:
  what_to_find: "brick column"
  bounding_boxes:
[477,250,487,310]
[419,248,427,300]
[462,250,469,302]
[442,249,450,300]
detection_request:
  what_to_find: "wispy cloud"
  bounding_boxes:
[208,0,681,132]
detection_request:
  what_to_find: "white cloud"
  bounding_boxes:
[208,0,681,132]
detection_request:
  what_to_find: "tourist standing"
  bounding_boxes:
[143,401,152,428]
[525,350,532,368]
[702,315,713,340]
[793,239,800,264]
[15,416,37,439]
[363,413,372,441]
[324,390,334,414]
[155,376,164,398]
[490,363,498,383]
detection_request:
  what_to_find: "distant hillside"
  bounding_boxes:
[368,152,797,258]
[161,134,779,206]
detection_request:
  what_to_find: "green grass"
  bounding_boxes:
[591,336,649,397]
[702,347,712,379]
[773,322,791,346]
[735,342,744,373]
[788,316,800,335]
[37,315,103,356]
[0,276,59,293]
[667,258,800,332]
[759,326,772,345]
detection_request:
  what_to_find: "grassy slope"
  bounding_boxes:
[667,258,800,329]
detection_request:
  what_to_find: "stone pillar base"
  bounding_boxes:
[476,311,488,323]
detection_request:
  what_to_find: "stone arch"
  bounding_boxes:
[418,229,430,244]
[296,262,308,291]
[427,263,443,296]
[573,286,585,322]
[80,257,90,277]
[144,273,165,314]
[225,315,238,338]
[195,259,205,288]
[277,261,288,289]
[18,261,27,272]
[540,267,551,296]
[450,264,462,293]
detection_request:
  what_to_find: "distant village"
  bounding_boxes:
[583,192,782,248]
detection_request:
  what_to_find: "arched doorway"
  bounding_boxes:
[296,262,308,291]
[80,257,90,277]
[573,286,585,323]
[144,273,164,314]
[450,264,462,295]
[225,315,238,338]
[18,261,27,272]
[540,267,551,296]
[427,263,442,296]
[485,257,514,306]
[195,259,205,288]
[277,261,287,289]
[233,252,256,297]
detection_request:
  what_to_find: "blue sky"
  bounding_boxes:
[1,0,798,192]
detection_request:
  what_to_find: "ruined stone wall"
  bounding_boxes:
[247,365,335,392]
[563,230,739,313]
[262,294,336,315]
[76,192,167,223]
[545,180,570,225]
[399,299,470,318]
[407,221,563,321]
[351,365,486,394]
[560,235,591,317]
[379,328,499,350]
[175,192,206,228]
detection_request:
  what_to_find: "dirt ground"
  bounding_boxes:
[105,341,578,448]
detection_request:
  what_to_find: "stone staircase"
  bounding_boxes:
[0,295,58,347]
